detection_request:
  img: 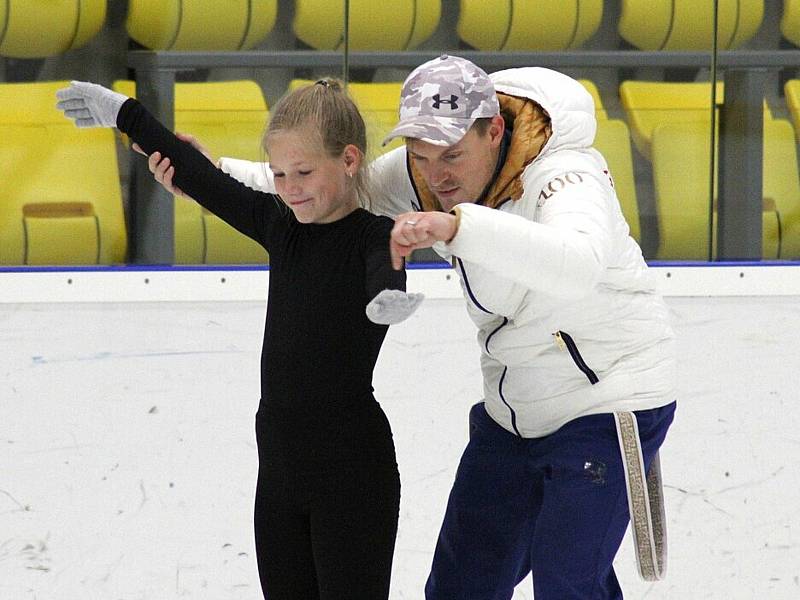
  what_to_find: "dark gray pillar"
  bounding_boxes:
[129,69,176,264]
[717,68,767,260]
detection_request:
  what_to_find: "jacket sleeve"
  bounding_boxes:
[219,157,276,193]
[446,172,614,300]
[364,147,420,218]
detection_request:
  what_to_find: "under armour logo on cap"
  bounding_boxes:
[432,94,459,110]
[382,54,500,147]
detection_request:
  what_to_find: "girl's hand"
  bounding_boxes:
[366,290,424,324]
[56,81,127,128]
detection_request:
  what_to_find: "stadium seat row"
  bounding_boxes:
[2,78,800,265]
[1,0,798,58]
[621,81,800,260]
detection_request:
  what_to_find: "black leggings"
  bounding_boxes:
[254,413,401,600]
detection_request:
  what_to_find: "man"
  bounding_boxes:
[148,55,676,599]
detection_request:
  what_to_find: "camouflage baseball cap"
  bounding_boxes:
[382,54,500,147]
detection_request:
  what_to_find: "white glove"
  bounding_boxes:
[366,289,424,325]
[56,81,128,128]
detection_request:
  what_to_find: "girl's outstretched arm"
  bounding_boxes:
[56,81,284,249]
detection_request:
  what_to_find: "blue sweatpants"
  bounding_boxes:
[425,401,676,600]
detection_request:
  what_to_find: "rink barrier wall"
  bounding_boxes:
[2,262,800,303]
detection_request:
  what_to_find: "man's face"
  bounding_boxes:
[406,117,504,212]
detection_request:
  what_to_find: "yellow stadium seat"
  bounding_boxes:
[577,79,608,120]
[114,81,270,264]
[651,119,800,259]
[458,0,602,50]
[293,0,440,50]
[619,0,763,50]
[781,0,800,46]
[288,80,404,158]
[0,82,126,265]
[126,0,276,50]
[621,80,797,258]
[785,79,800,139]
[620,81,724,160]
[763,117,800,258]
[0,0,105,58]
[620,80,773,158]
[576,79,640,242]
[594,120,641,243]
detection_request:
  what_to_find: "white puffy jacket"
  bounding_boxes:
[220,67,676,438]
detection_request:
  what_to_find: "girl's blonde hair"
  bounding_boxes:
[264,78,371,207]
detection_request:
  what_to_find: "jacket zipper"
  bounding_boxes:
[485,317,508,354]
[456,259,521,435]
[455,257,492,314]
[554,331,599,384]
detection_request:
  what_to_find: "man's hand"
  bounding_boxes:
[132,133,213,199]
[390,211,458,270]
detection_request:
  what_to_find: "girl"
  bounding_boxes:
[56,78,422,600]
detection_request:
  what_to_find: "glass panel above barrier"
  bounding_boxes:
[5,4,795,266]
[10,0,792,266]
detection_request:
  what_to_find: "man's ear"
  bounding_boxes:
[488,114,505,147]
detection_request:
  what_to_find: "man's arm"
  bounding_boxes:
[146,145,419,218]
[390,174,615,299]
[217,147,420,218]
[366,147,420,218]
[446,200,609,299]
[218,157,275,192]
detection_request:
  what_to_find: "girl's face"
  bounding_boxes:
[267,129,359,224]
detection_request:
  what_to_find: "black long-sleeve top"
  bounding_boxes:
[117,99,405,465]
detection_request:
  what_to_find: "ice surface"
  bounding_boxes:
[1,296,798,599]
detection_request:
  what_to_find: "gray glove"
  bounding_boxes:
[56,81,128,128]
[366,289,424,325]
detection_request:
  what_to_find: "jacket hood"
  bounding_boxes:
[490,67,597,156]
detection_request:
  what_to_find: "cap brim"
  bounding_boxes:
[382,115,475,147]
